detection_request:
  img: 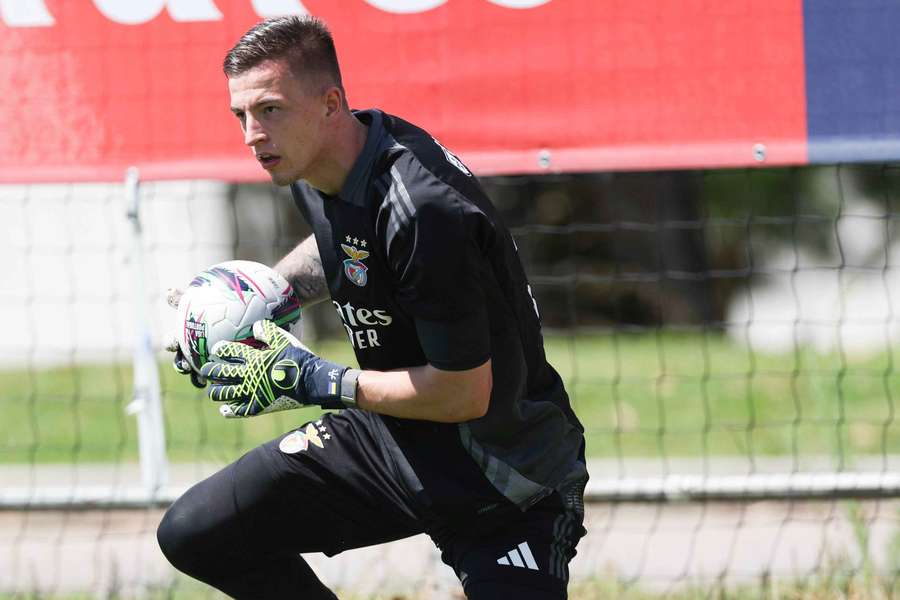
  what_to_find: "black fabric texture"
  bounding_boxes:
[414,313,490,371]
[438,492,586,599]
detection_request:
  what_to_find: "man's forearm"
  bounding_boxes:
[354,360,492,423]
[274,235,329,306]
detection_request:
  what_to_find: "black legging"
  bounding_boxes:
[157,447,339,599]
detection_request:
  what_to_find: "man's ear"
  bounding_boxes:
[324,86,343,117]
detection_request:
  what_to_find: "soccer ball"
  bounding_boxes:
[176,260,301,373]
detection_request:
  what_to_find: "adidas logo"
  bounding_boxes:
[496,541,539,571]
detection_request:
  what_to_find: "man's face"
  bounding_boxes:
[228,60,329,186]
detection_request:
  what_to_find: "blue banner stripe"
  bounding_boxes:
[804,1,900,162]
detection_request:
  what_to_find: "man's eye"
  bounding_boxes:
[263,106,278,114]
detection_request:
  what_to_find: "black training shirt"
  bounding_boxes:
[291,109,586,512]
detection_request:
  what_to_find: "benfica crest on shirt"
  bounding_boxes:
[341,243,370,287]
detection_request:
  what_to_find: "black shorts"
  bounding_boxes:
[173,411,586,599]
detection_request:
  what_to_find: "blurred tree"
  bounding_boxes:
[482,165,877,329]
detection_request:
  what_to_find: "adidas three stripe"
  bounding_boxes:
[496,541,539,571]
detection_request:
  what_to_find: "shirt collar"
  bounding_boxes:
[330,109,386,207]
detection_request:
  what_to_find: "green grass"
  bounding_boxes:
[547,332,900,463]
[1,333,899,464]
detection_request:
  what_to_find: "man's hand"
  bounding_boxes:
[200,320,359,418]
[165,287,207,389]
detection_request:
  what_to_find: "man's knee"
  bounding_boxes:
[157,499,200,575]
[157,490,230,578]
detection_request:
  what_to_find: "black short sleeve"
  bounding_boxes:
[378,170,493,370]
[414,313,490,371]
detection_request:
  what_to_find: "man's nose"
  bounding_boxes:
[244,114,266,147]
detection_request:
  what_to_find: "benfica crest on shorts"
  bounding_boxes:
[341,243,369,287]
[279,422,328,454]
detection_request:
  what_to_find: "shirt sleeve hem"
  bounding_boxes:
[427,353,492,372]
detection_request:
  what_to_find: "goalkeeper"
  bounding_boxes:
[157,15,587,600]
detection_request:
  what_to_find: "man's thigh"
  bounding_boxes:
[440,494,586,600]
[261,411,427,554]
[163,412,424,561]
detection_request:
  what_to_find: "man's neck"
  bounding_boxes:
[307,112,369,196]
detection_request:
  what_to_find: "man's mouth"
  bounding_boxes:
[256,153,281,169]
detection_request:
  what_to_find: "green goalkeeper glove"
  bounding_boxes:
[200,319,359,418]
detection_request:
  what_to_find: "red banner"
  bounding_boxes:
[0,0,807,182]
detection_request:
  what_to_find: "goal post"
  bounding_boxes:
[123,167,169,498]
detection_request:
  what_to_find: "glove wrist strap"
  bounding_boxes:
[312,363,360,410]
[339,368,360,408]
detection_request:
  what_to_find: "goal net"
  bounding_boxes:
[3,167,899,597]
